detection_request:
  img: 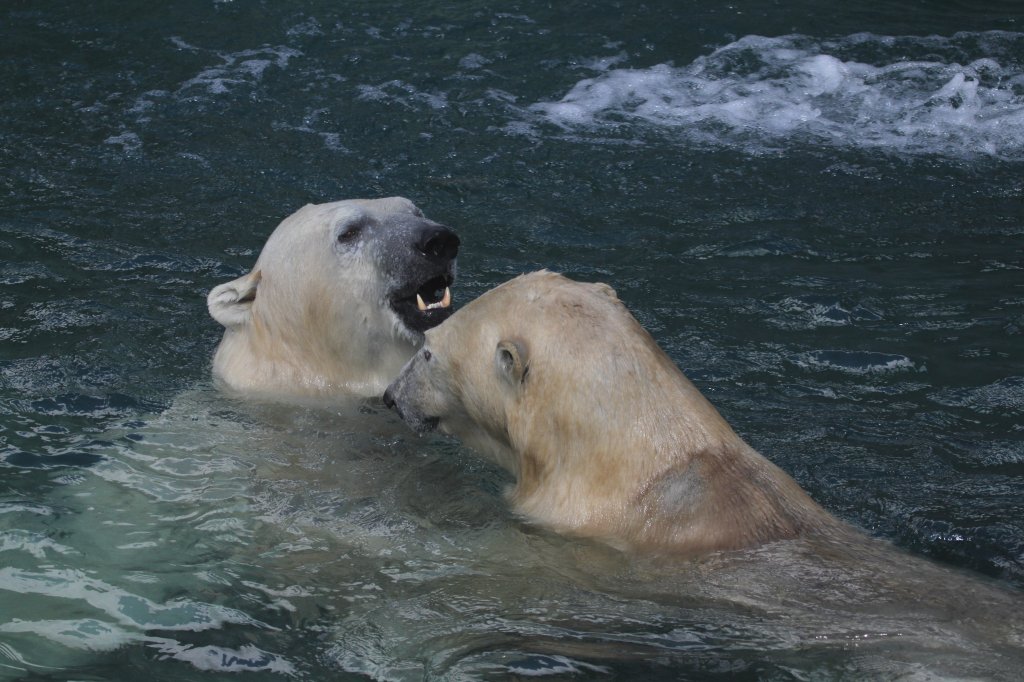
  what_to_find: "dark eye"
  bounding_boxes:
[337,225,361,243]
[422,349,432,361]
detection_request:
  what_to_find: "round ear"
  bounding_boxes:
[207,270,261,329]
[496,338,529,386]
[587,281,617,301]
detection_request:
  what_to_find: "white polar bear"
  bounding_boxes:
[384,271,839,555]
[207,197,459,399]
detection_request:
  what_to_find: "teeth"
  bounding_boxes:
[416,287,452,312]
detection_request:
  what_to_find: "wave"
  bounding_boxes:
[788,350,920,374]
[531,32,1024,160]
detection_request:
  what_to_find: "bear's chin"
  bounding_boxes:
[390,299,454,336]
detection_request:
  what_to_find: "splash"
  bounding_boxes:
[532,32,1024,160]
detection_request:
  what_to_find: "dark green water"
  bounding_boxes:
[2,1,1024,679]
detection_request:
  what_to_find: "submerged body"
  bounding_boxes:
[385,271,842,554]
[208,197,458,399]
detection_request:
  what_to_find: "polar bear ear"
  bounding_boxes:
[207,270,262,329]
[496,338,529,386]
[587,282,618,300]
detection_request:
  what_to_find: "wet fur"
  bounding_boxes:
[386,271,841,554]
[208,197,456,399]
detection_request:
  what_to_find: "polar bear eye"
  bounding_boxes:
[336,224,362,243]
[422,349,432,361]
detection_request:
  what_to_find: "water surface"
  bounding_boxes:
[2,0,1023,679]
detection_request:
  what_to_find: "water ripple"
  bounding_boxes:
[788,349,920,374]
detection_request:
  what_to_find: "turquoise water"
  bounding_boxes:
[2,1,1024,679]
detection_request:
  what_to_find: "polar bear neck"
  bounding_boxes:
[506,350,732,535]
[212,282,417,398]
[507,376,830,554]
[502,321,830,554]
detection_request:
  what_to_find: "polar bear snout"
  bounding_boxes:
[383,376,440,435]
[383,218,460,338]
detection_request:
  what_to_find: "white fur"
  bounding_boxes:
[207,197,436,399]
[386,271,840,554]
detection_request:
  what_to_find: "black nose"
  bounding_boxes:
[416,224,460,262]
[382,387,396,410]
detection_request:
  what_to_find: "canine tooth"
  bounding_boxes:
[417,287,452,312]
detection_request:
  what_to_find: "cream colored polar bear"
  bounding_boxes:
[208,197,459,399]
[384,271,839,554]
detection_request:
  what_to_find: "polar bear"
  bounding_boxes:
[383,271,840,554]
[208,197,459,399]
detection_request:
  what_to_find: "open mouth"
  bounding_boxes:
[390,273,456,335]
[413,275,452,312]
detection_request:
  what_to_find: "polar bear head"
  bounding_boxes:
[208,197,459,398]
[382,270,678,472]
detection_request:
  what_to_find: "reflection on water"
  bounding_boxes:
[2,391,1022,679]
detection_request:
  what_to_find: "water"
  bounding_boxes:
[2,0,1023,679]
[532,32,1024,160]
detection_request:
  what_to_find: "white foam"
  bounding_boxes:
[178,46,301,96]
[530,32,1024,160]
[104,132,142,153]
[356,80,449,110]
[789,350,919,375]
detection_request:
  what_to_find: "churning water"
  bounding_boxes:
[532,32,1024,160]
[2,1,1024,680]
